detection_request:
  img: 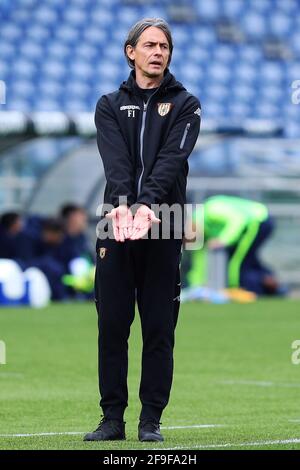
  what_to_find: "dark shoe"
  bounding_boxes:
[84,417,126,441]
[138,419,164,442]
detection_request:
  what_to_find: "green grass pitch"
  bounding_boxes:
[1,299,300,450]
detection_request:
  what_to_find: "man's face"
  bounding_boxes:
[127,26,170,79]
[10,217,23,235]
[66,210,87,235]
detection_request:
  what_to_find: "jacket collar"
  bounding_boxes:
[119,68,186,96]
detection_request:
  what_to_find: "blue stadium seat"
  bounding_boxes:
[228,102,251,118]
[193,27,217,46]
[241,11,267,39]
[269,12,292,37]
[195,0,221,21]
[233,63,257,83]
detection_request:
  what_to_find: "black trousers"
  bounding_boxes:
[94,237,182,422]
[227,216,275,294]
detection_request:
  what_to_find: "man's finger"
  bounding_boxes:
[119,226,125,242]
[130,228,139,240]
[150,215,161,224]
[127,225,133,238]
[131,221,150,240]
[130,225,142,239]
[113,222,120,242]
[132,227,148,240]
[105,209,117,219]
[135,226,149,240]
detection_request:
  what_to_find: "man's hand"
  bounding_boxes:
[105,205,133,242]
[130,205,160,240]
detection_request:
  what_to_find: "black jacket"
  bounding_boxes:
[95,68,201,212]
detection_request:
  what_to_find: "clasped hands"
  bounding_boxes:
[106,204,160,242]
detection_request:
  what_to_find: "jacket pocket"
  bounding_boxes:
[180,122,191,149]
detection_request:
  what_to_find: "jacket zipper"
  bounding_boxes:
[137,101,148,196]
[180,122,190,149]
[137,89,160,197]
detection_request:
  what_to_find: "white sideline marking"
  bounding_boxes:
[162,424,226,430]
[218,379,300,388]
[0,432,84,437]
[0,424,225,438]
[152,438,300,450]
[2,431,300,450]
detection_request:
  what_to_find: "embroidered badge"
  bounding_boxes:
[99,247,107,259]
[120,105,140,118]
[157,102,173,116]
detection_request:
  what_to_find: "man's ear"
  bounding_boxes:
[126,44,135,61]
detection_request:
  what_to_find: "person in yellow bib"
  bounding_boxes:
[187,195,282,296]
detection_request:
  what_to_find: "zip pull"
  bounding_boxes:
[180,122,191,149]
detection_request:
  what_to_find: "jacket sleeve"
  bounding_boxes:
[95,95,135,207]
[205,200,248,246]
[137,96,201,206]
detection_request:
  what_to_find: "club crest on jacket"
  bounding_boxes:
[157,102,173,116]
[99,247,107,259]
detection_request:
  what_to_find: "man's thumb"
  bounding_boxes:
[105,209,117,219]
[150,212,160,223]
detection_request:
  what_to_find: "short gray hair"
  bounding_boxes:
[124,18,173,69]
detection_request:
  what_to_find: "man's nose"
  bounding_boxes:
[154,45,163,55]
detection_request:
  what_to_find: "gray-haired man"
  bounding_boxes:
[84,18,201,442]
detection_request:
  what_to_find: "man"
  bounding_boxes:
[0,214,68,300]
[187,195,280,295]
[30,218,70,300]
[59,204,95,296]
[84,18,200,442]
[0,212,35,263]
[59,204,93,260]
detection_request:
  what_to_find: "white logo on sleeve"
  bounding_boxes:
[194,107,201,117]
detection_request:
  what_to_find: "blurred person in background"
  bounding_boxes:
[0,213,67,299]
[59,204,95,297]
[34,218,65,258]
[0,212,35,263]
[187,195,282,296]
[59,204,93,262]
[0,208,95,301]
[30,218,69,301]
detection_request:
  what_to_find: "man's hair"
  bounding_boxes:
[0,212,20,230]
[42,218,64,234]
[60,203,84,220]
[124,18,173,69]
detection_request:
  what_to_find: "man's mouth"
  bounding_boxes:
[149,61,162,66]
